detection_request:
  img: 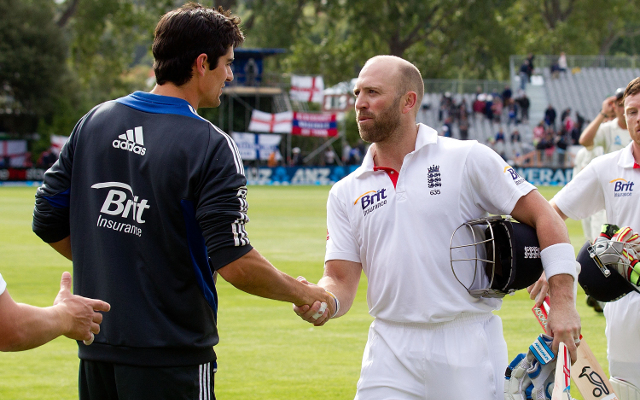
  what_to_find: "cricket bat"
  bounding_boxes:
[552,341,572,400]
[533,297,619,400]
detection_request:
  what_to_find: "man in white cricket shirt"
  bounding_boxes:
[551,77,640,391]
[294,55,581,399]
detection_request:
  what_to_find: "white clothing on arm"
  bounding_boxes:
[552,142,640,388]
[591,118,631,154]
[325,123,536,324]
[0,272,5,295]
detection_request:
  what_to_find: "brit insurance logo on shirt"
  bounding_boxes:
[113,126,146,156]
[610,178,635,198]
[504,166,525,185]
[91,182,150,237]
[354,188,388,217]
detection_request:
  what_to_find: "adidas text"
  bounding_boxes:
[113,126,146,156]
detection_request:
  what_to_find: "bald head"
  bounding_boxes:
[362,56,424,109]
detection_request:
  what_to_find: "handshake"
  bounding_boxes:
[292,276,340,326]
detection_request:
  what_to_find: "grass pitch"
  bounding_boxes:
[0,185,605,399]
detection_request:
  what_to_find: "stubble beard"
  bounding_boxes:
[357,100,402,144]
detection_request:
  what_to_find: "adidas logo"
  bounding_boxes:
[112,126,146,156]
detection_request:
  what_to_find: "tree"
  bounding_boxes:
[0,0,67,134]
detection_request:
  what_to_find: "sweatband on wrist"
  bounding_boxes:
[325,290,340,318]
[540,243,578,281]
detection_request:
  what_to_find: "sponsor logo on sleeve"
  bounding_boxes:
[354,188,388,217]
[91,182,150,237]
[610,178,634,197]
[504,166,525,185]
[113,126,146,156]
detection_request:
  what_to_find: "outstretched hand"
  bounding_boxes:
[53,272,110,344]
[293,276,334,326]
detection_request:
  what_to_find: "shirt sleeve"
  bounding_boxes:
[325,184,361,264]
[0,272,6,296]
[32,118,83,243]
[464,142,536,215]
[552,161,605,221]
[196,128,253,270]
[592,123,607,149]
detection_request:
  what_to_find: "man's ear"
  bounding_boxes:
[402,92,418,115]
[194,53,208,76]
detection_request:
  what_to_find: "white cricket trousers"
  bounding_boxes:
[355,313,506,400]
[605,291,640,389]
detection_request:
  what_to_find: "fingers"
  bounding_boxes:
[296,276,310,285]
[83,332,94,346]
[294,300,330,326]
[87,299,111,313]
[59,271,72,293]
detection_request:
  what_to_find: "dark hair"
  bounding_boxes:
[623,77,640,105]
[152,3,244,86]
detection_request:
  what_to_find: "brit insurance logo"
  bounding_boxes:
[428,165,441,195]
[91,182,150,237]
[610,178,635,198]
[354,188,388,217]
[504,166,525,185]
[113,126,146,156]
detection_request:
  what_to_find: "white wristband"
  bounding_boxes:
[540,243,578,281]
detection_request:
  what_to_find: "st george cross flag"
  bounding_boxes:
[290,75,324,103]
[50,135,69,155]
[248,110,293,133]
[232,132,282,161]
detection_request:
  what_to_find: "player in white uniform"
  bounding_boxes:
[294,56,581,400]
[579,88,632,154]
[0,271,110,351]
[551,77,640,391]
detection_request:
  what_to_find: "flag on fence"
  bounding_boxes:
[292,112,338,137]
[232,132,282,161]
[290,75,324,103]
[51,135,69,155]
[248,110,293,133]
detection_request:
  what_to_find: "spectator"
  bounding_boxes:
[292,147,304,166]
[515,91,530,123]
[324,147,336,166]
[544,104,557,130]
[472,93,486,115]
[502,85,513,105]
[510,129,522,160]
[440,116,453,137]
[494,127,506,160]
[507,102,518,127]
[519,60,530,90]
[484,95,494,122]
[558,52,568,75]
[459,116,470,140]
[526,53,535,79]
[533,121,546,166]
[342,142,352,165]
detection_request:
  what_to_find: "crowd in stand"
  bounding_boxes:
[435,77,589,169]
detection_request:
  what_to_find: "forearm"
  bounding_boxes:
[316,260,361,318]
[317,276,354,318]
[49,236,72,261]
[218,248,317,306]
[578,113,605,148]
[0,303,63,352]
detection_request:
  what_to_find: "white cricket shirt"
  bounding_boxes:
[553,142,639,226]
[325,124,536,323]
[0,272,6,295]
[553,142,640,385]
[592,118,631,154]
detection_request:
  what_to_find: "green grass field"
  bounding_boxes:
[0,185,606,399]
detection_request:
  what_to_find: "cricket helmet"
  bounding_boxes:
[450,215,544,298]
[577,240,640,302]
